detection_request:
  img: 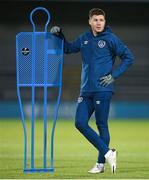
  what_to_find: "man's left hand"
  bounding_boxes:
[100,74,114,87]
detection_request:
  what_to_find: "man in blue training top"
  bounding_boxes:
[51,8,134,174]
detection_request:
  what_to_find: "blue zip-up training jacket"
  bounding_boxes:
[64,26,134,93]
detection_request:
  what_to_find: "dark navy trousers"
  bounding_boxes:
[75,91,112,163]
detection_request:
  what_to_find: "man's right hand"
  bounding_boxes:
[50,26,64,39]
[50,26,61,35]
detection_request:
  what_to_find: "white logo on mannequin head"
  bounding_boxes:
[98,40,106,48]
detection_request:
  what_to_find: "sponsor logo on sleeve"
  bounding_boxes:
[96,100,101,105]
[78,97,83,103]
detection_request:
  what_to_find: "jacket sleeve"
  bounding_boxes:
[64,37,81,54]
[111,36,134,79]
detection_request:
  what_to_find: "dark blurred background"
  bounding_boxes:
[0,0,149,119]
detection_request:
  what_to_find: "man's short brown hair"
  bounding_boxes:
[89,8,105,18]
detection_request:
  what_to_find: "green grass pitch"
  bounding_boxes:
[0,119,149,179]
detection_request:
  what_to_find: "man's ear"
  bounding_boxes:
[88,18,91,25]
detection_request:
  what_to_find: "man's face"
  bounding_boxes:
[89,15,106,35]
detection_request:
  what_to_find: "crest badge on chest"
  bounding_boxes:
[98,40,106,48]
